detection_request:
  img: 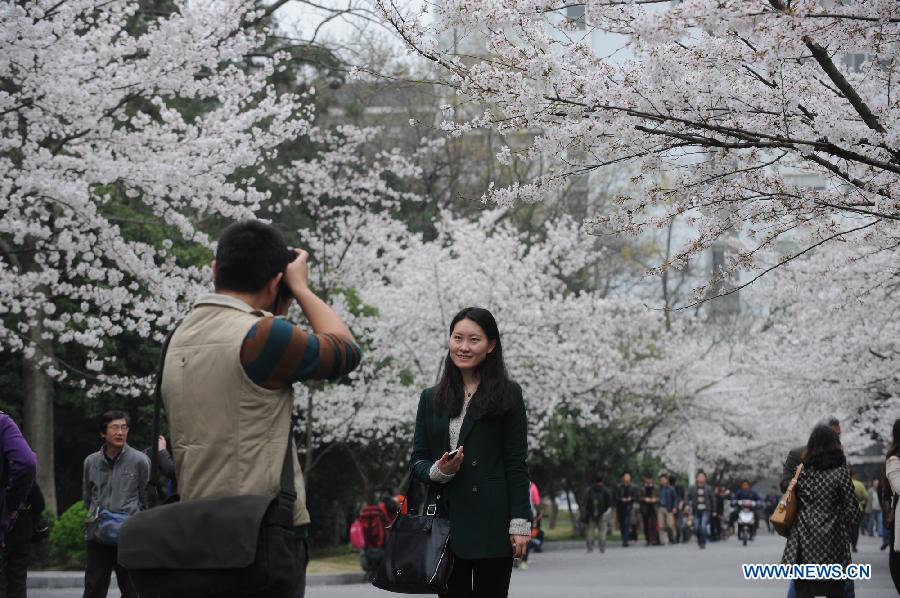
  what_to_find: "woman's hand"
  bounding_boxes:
[436,447,464,475]
[510,534,529,559]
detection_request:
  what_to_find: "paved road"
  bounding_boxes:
[30,532,896,597]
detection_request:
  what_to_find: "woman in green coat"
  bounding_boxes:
[410,307,531,598]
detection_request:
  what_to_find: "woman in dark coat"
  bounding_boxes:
[410,307,531,598]
[781,425,858,598]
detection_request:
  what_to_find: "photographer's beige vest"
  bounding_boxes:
[161,294,310,525]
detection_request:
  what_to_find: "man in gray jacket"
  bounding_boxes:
[82,410,149,598]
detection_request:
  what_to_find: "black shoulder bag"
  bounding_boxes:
[117,328,298,598]
[372,463,454,594]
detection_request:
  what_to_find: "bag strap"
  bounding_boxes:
[149,325,296,508]
[783,463,803,498]
[148,327,178,504]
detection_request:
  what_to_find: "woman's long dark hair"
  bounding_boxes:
[433,307,515,420]
[886,419,900,461]
[801,425,846,471]
[881,418,900,505]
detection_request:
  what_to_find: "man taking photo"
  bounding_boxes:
[161,221,362,598]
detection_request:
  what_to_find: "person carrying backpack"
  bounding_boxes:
[354,503,388,578]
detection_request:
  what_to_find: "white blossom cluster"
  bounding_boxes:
[1,0,312,392]
[379,0,899,295]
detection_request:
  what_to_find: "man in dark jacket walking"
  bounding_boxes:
[640,474,660,546]
[615,473,637,547]
[657,474,678,545]
[687,472,712,549]
[582,477,612,553]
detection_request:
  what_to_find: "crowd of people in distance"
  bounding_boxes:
[580,472,775,551]
[576,465,891,555]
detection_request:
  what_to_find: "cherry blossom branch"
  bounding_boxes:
[675,219,884,311]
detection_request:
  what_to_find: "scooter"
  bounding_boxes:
[734,499,757,546]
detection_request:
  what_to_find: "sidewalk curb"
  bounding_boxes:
[28,570,368,589]
[28,572,114,590]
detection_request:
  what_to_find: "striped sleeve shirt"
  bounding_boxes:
[240,317,362,389]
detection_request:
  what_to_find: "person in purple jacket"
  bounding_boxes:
[0,413,37,545]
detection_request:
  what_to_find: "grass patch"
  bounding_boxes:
[308,544,361,575]
[307,552,362,575]
[542,514,623,543]
[543,516,578,542]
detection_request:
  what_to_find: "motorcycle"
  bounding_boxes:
[734,499,757,546]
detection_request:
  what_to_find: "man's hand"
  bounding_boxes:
[283,249,310,296]
[510,534,529,559]
[436,447,464,476]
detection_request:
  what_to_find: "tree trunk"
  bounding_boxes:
[23,319,57,515]
[549,500,559,529]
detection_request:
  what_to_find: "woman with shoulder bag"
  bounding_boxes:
[781,425,858,598]
[882,418,900,594]
[410,307,531,598]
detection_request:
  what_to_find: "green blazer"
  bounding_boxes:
[410,384,531,560]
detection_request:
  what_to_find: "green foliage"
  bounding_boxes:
[335,287,379,318]
[529,404,674,510]
[50,502,88,569]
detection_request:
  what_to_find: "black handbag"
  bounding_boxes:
[117,328,298,598]
[372,468,454,594]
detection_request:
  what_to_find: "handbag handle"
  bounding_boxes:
[385,461,438,530]
[149,325,296,508]
[780,463,804,506]
[790,463,803,485]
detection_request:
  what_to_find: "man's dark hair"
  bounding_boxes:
[802,425,846,471]
[99,410,130,434]
[214,221,292,293]
[595,476,604,484]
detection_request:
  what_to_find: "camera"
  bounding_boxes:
[273,248,298,313]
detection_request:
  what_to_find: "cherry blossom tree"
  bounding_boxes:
[0,0,437,509]
[2,0,321,507]
[378,0,898,294]
[300,204,710,496]
[375,0,900,469]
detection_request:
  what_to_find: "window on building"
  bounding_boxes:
[844,53,866,73]
[566,5,586,30]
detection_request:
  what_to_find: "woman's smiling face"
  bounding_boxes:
[449,318,495,372]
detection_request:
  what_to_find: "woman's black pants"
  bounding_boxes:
[440,556,513,598]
